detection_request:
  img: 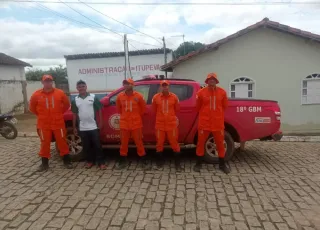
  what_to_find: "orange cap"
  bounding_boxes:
[160,80,169,86]
[205,72,219,84]
[123,78,134,85]
[42,75,53,81]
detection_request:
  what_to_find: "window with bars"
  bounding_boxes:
[301,74,320,105]
[230,77,255,98]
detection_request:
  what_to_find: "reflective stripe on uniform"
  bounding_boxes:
[166,100,169,113]
[46,98,49,109]
[52,96,55,108]
[40,129,44,140]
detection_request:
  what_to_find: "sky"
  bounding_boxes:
[0,0,320,70]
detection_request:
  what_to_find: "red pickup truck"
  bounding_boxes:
[62,78,283,162]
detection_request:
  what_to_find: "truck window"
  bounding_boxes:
[109,85,151,105]
[166,84,193,101]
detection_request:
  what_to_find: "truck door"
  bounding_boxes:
[155,84,197,143]
[102,84,155,143]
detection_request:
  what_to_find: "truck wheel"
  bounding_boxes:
[56,129,84,162]
[203,131,235,163]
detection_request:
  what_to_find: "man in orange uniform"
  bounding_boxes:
[116,78,148,169]
[194,73,230,174]
[29,75,73,172]
[152,80,182,171]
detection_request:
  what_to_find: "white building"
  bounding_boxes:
[161,18,320,135]
[0,53,32,114]
[65,48,173,94]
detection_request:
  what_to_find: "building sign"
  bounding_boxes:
[66,52,172,92]
[78,64,160,75]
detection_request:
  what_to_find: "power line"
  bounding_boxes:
[19,1,179,50]
[57,0,123,37]
[127,42,141,55]
[32,2,161,48]
[30,2,167,48]
[33,2,107,31]
[32,1,160,49]
[33,4,180,47]
[77,0,162,44]
[128,39,162,48]
[10,1,320,5]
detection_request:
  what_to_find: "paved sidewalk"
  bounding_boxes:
[0,138,320,230]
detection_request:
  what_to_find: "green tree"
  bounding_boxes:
[26,65,68,84]
[174,41,206,59]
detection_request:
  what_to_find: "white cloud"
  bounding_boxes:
[144,5,181,28]
[0,19,124,58]
[0,0,320,70]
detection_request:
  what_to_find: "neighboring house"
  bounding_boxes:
[0,53,32,114]
[161,18,320,135]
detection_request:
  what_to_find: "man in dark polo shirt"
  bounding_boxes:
[71,80,106,170]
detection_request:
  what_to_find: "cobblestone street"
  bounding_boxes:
[0,138,320,230]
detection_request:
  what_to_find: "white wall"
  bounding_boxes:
[172,28,320,134]
[66,52,173,93]
[0,81,23,114]
[0,81,44,114]
[0,65,26,81]
[26,81,45,101]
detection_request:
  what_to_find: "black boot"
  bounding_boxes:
[63,154,73,169]
[116,156,129,170]
[155,152,164,169]
[141,155,151,170]
[219,158,231,174]
[37,157,49,172]
[193,157,203,172]
[174,152,183,172]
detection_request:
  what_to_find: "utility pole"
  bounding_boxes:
[170,34,186,55]
[182,34,186,55]
[163,36,167,78]
[124,34,127,80]
[163,36,167,64]
[127,40,133,79]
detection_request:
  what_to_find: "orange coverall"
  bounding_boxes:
[116,91,146,157]
[196,85,228,158]
[29,88,70,159]
[152,92,180,153]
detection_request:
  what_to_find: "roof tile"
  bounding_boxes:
[65,48,172,60]
[0,53,32,67]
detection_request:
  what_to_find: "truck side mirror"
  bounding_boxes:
[104,100,110,107]
[101,97,110,107]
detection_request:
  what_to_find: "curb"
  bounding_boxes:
[18,132,320,142]
[278,136,320,142]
